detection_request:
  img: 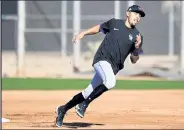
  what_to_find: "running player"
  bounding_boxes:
[56,4,145,127]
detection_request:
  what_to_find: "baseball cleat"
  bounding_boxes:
[55,106,66,127]
[75,102,88,118]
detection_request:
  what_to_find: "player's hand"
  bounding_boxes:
[135,33,141,48]
[72,32,85,43]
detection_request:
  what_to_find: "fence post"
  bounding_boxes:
[61,1,67,56]
[181,1,184,74]
[114,1,121,19]
[169,1,174,56]
[17,1,26,76]
[73,1,81,72]
[127,1,135,7]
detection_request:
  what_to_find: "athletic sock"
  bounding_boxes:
[84,84,108,105]
[63,92,85,112]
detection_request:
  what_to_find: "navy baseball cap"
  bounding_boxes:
[127,5,145,17]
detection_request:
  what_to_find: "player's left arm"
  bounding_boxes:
[130,34,144,64]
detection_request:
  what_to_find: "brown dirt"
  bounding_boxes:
[2,90,184,129]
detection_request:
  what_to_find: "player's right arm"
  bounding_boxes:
[72,18,115,43]
[72,24,101,43]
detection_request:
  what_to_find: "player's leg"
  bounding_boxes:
[75,60,116,118]
[75,73,103,117]
[82,73,103,99]
[55,73,102,127]
[84,60,116,100]
[56,60,115,127]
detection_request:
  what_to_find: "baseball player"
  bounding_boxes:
[56,4,145,127]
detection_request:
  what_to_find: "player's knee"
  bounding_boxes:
[82,84,93,99]
[104,77,116,89]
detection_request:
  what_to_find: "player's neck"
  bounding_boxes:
[125,19,133,29]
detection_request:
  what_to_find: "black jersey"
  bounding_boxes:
[92,18,144,74]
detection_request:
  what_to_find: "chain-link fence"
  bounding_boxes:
[2,1,184,79]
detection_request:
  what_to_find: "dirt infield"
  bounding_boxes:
[2,90,184,129]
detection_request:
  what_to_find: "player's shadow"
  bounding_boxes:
[62,122,104,128]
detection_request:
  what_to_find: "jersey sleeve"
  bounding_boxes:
[131,35,144,56]
[99,18,115,34]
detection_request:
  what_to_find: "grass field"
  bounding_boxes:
[2,78,184,90]
[2,78,184,129]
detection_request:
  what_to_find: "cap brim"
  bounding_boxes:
[135,10,145,17]
[129,10,145,17]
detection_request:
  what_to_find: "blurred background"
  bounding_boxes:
[1,1,184,80]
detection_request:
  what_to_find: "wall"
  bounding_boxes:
[2,1,181,55]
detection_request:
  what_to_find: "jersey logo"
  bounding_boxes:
[129,34,133,41]
[114,28,119,31]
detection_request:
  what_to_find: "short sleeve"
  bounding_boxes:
[100,18,115,34]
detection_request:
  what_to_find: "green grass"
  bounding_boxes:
[2,78,184,90]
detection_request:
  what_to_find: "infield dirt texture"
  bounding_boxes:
[2,78,184,129]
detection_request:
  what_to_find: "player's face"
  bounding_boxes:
[127,11,141,26]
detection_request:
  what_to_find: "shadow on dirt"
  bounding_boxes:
[27,122,104,128]
[62,122,104,128]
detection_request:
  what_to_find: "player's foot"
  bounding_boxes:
[75,101,88,118]
[55,106,66,127]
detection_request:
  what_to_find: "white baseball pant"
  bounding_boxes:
[82,60,116,99]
